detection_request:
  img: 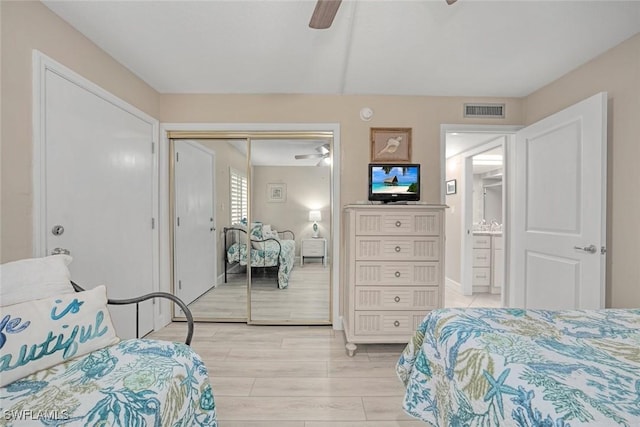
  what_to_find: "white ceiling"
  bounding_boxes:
[42,0,640,97]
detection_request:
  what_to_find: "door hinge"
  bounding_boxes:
[177,217,180,226]
[151,142,155,154]
[151,218,155,229]
[601,246,607,255]
[176,152,179,162]
[178,280,182,290]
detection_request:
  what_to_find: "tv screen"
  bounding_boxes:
[368,163,420,203]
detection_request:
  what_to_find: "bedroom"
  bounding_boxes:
[2,1,639,425]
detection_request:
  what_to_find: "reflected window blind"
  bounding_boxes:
[230,167,247,224]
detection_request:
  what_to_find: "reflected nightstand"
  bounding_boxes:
[301,238,327,267]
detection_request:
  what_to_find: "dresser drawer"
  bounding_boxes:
[355,237,440,261]
[473,235,491,248]
[354,311,430,336]
[354,261,440,286]
[355,211,440,236]
[472,248,491,267]
[472,267,491,286]
[355,286,439,310]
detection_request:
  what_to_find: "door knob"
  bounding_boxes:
[51,247,70,255]
[573,244,597,254]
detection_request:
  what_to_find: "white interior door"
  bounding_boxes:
[173,140,217,306]
[511,92,607,309]
[41,67,157,339]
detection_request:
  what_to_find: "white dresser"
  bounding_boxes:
[342,204,446,356]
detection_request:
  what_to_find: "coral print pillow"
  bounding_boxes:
[0,286,119,387]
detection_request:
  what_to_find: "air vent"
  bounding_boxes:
[464,103,505,118]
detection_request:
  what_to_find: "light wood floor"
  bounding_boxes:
[148,286,500,426]
[187,263,330,322]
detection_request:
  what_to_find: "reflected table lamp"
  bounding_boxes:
[309,210,322,238]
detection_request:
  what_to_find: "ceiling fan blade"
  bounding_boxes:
[295,153,324,160]
[309,0,342,29]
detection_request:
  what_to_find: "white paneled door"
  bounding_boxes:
[38,60,157,339]
[173,140,217,306]
[511,92,607,309]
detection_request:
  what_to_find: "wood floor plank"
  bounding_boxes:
[251,377,406,397]
[215,396,366,421]
[208,360,328,378]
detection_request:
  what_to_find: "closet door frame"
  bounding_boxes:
[159,123,342,329]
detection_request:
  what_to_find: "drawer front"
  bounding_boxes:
[354,311,431,336]
[472,267,491,286]
[355,286,440,310]
[355,237,440,261]
[473,235,491,248]
[303,240,324,251]
[355,211,441,236]
[472,248,491,267]
[354,261,440,286]
[303,246,324,256]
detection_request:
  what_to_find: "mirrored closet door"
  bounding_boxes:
[249,138,332,323]
[169,132,332,325]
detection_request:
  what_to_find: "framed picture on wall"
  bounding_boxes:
[267,183,286,202]
[370,127,412,163]
[446,179,457,195]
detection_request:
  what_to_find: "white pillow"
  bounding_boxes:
[0,285,119,387]
[0,255,75,307]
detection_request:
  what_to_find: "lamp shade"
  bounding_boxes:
[308,210,322,222]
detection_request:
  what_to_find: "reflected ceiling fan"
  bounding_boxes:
[309,0,457,29]
[294,143,331,166]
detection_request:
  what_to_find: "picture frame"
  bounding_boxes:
[446,179,457,195]
[370,127,412,163]
[267,183,286,202]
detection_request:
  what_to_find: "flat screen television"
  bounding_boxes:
[368,163,420,203]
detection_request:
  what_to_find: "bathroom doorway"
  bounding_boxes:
[442,126,518,308]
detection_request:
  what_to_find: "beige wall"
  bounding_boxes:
[524,33,640,308]
[159,95,524,208]
[252,165,331,257]
[1,1,160,262]
[445,155,463,284]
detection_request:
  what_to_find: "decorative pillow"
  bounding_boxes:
[249,222,263,241]
[0,285,119,387]
[0,255,75,307]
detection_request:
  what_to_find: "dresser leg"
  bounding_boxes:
[345,342,357,357]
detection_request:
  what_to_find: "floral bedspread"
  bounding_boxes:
[227,239,295,289]
[0,339,217,426]
[396,308,640,427]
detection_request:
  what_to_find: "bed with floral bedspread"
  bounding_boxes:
[396,307,640,427]
[224,226,295,289]
[0,339,217,426]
